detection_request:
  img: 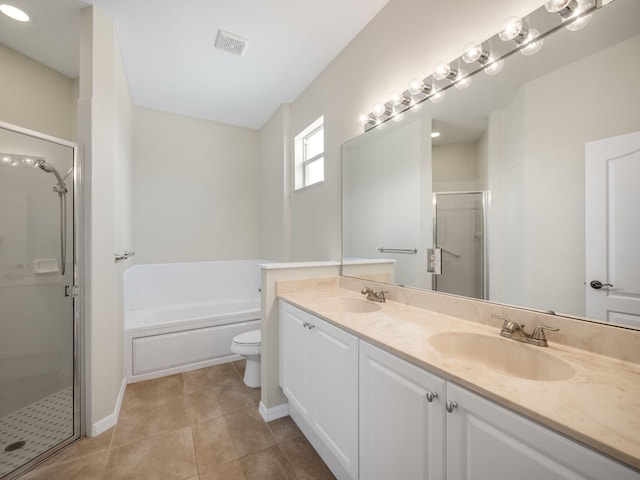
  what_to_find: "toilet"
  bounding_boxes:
[230,329,261,387]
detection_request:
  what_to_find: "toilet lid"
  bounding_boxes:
[233,329,261,345]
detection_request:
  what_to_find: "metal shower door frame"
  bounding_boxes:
[0,120,84,479]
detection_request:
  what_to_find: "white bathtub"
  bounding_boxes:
[124,260,264,383]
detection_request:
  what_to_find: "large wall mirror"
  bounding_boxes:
[342,0,640,329]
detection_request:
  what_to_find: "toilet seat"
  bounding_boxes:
[232,329,261,346]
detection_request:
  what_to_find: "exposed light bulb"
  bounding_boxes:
[358,114,371,125]
[484,58,504,76]
[429,90,445,103]
[1,155,12,164]
[521,29,543,56]
[545,0,576,13]
[431,131,441,138]
[372,103,387,117]
[408,79,424,96]
[454,70,471,90]
[389,91,404,105]
[433,61,452,81]
[0,4,30,22]
[566,11,592,30]
[462,41,487,64]
[499,16,524,42]
[22,157,35,166]
[563,0,595,29]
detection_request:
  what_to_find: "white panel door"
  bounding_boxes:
[279,301,312,419]
[359,341,444,480]
[585,131,640,326]
[446,383,640,480]
[312,317,359,480]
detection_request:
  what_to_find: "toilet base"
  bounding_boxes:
[243,355,261,388]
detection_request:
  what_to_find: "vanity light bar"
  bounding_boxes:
[360,0,603,132]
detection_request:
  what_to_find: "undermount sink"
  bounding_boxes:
[318,297,382,314]
[428,331,574,381]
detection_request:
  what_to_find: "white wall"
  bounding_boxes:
[133,107,260,265]
[279,0,543,262]
[0,43,75,141]
[432,141,482,192]
[78,5,133,434]
[259,104,291,262]
[488,34,640,316]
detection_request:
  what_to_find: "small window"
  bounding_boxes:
[294,116,324,190]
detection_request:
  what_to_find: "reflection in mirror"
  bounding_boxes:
[432,191,486,300]
[342,0,640,329]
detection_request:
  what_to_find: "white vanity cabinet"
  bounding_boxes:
[359,340,640,480]
[279,301,359,480]
[445,382,640,480]
[280,300,640,480]
[359,341,445,480]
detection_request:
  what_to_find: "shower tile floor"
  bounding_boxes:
[0,387,74,478]
[19,360,336,480]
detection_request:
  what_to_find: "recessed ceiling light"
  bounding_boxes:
[0,4,31,22]
[431,131,441,138]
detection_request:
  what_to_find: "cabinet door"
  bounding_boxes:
[360,341,445,480]
[312,316,359,480]
[446,383,640,480]
[280,301,312,419]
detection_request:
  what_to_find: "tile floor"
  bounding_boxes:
[20,361,336,480]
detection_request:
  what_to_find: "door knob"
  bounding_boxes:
[590,280,613,290]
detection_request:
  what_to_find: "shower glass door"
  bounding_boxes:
[433,191,486,300]
[0,123,80,479]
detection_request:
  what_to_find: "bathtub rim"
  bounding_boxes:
[125,296,260,328]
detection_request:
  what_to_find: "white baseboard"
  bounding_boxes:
[90,377,126,437]
[259,401,289,422]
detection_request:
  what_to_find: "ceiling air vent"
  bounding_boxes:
[215,30,249,57]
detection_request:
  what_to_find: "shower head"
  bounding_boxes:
[36,159,54,173]
[36,159,67,194]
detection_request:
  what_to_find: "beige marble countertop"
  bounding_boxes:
[278,285,640,471]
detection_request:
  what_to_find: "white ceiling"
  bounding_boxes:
[0,0,390,129]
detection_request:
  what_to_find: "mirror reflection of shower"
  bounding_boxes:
[1,153,71,275]
[433,191,487,300]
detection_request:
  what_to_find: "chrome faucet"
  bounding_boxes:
[493,314,559,347]
[361,287,387,303]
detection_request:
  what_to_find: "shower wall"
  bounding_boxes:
[0,137,74,417]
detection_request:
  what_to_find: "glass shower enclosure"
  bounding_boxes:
[433,191,487,300]
[0,122,81,479]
